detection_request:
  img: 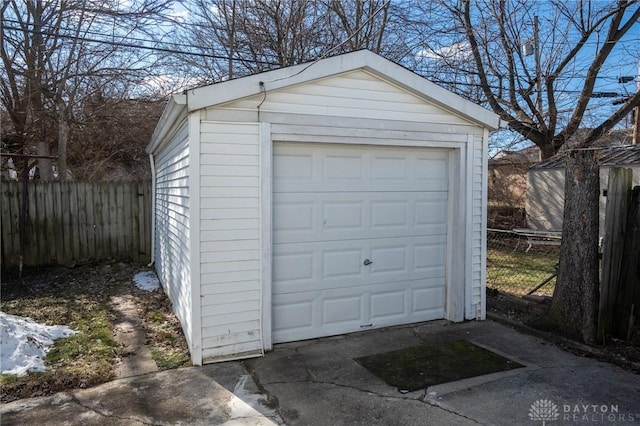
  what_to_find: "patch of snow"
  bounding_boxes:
[0,312,76,376]
[133,271,160,292]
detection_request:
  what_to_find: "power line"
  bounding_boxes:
[1,24,281,66]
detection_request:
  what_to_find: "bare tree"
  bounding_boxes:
[1,0,172,180]
[415,0,640,343]
[170,0,412,84]
[173,0,326,83]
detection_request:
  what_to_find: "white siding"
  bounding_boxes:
[199,122,263,362]
[470,134,487,319]
[206,70,484,137]
[527,166,640,236]
[153,119,195,354]
[203,70,487,330]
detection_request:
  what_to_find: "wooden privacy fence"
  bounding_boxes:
[1,180,152,267]
[599,167,640,342]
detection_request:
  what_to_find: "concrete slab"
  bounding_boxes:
[1,362,283,426]
[2,320,639,425]
[247,320,640,425]
[111,294,159,379]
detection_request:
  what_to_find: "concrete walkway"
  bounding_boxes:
[2,320,640,425]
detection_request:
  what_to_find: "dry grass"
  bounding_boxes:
[487,247,558,296]
[0,261,190,402]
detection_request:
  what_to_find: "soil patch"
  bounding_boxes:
[356,340,524,392]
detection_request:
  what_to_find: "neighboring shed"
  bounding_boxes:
[487,145,540,228]
[527,144,640,235]
[488,145,540,208]
[147,50,499,365]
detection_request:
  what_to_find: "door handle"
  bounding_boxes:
[363,259,372,266]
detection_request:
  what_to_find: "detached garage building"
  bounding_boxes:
[147,50,499,365]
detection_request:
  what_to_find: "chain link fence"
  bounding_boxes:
[487,229,560,296]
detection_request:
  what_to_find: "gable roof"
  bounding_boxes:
[184,50,499,129]
[148,51,500,154]
[530,144,640,170]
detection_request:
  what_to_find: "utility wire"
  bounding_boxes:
[1,24,281,66]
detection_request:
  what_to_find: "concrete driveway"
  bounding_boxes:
[2,320,639,425]
[245,320,640,425]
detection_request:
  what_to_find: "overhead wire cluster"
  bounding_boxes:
[2,8,638,95]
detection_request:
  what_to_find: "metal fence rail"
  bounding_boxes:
[487,228,560,296]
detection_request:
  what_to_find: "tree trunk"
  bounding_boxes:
[543,149,601,344]
[36,140,53,181]
[57,107,69,181]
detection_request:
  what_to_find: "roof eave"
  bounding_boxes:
[185,50,499,130]
[146,94,187,155]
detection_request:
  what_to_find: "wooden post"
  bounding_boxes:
[599,168,633,342]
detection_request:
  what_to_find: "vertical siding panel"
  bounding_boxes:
[151,117,194,359]
[199,121,263,362]
[189,113,202,364]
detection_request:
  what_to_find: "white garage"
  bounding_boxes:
[147,50,499,365]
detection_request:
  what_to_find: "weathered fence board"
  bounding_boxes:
[614,186,640,339]
[1,180,152,267]
[599,168,633,342]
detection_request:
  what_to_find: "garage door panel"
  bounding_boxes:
[414,243,447,269]
[272,298,314,333]
[322,296,363,325]
[370,290,407,320]
[413,286,446,313]
[272,143,450,343]
[323,201,364,231]
[415,198,448,226]
[273,152,313,181]
[272,251,315,282]
[273,236,446,294]
[370,156,408,182]
[415,157,449,191]
[370,201,408,229]
[323,248,365,278]
[274,143,449,193]
[273,201,314,232]
[368,246,407,274]
[323,154,365,182]
[274,192,447,244]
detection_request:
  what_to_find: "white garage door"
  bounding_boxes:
[272,143,449,343]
